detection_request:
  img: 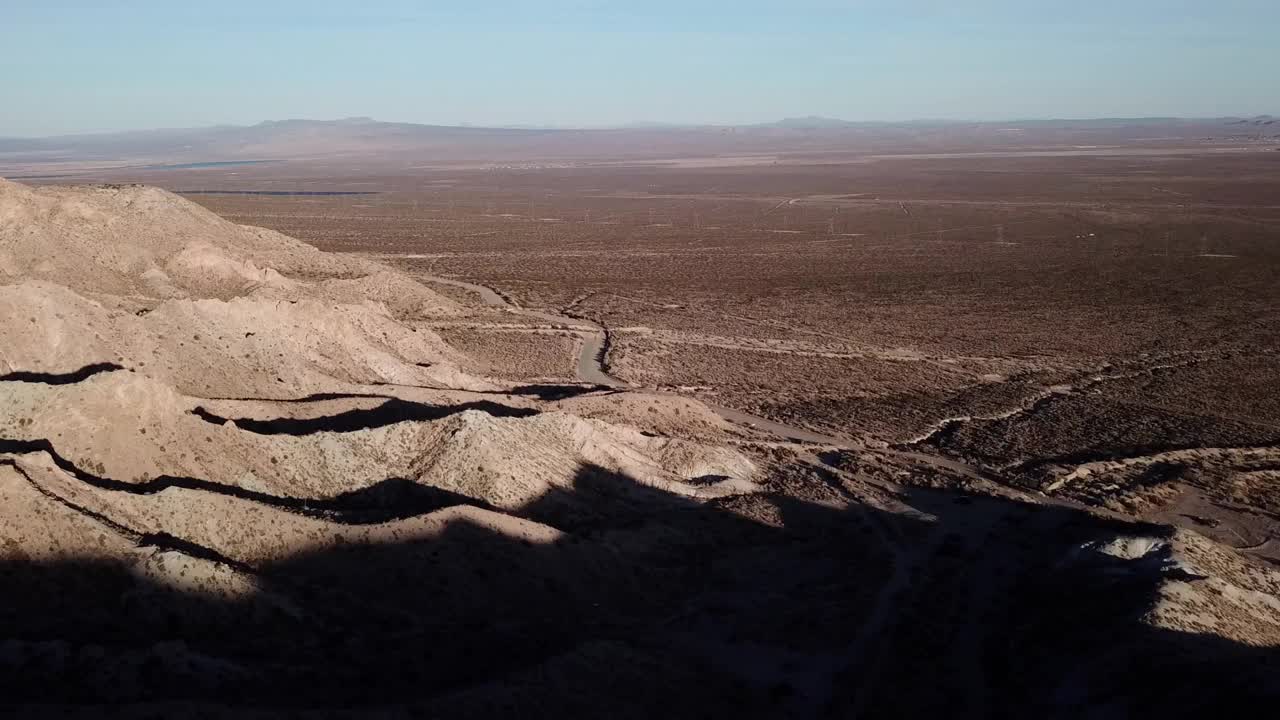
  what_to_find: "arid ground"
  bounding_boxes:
[2,120,1279,716]
[152,129,1280,555]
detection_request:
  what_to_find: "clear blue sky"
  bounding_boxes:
[4,1,1278,136]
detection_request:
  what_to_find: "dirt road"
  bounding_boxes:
[414,271,861,444]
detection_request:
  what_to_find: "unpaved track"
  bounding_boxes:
[421,275,510,307]
[414,271,853,444]
[419,274,615,386]
[412,271,1043,489]
[414,271,1094,479]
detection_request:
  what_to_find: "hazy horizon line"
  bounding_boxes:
[3,113,1275,140]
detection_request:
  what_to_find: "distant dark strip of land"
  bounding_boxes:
[178,190,380,196]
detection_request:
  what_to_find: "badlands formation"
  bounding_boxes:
[1,178,1277,717]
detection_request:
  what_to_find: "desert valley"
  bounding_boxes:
[2,117,1279,716]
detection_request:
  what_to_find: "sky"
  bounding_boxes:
[3,0,1278,136]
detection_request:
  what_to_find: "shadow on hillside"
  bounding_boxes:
[506,383,616,401]
[1,462,1278,718]
[0,362,125,385]
[191,397,538,435]
[0,445,481,525]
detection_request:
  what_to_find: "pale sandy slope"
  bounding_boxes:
[0,176,755,500]
[0,180,770,715]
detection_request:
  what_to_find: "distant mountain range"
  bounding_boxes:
[1,115,1272,169]
[5,113,1274,142]
[0,118,574,165]
[761,115,1280,129]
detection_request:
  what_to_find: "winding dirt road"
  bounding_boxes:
[416,272,850,444]
[413,270,1039,496]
